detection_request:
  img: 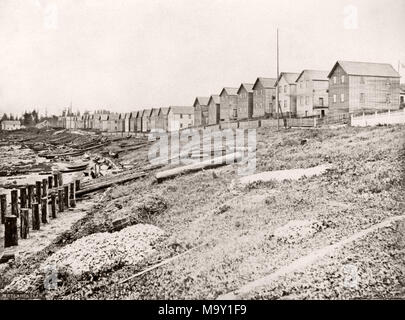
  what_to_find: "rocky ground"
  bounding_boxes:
[0,124,404,299]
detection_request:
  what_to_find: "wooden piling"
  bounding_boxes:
[53,173,59,188]
[75,179,80,191]
[58,188,64,212]
[32,203,40,230]
[4,216,18,247]
[69,182,76,208]
[63,185,70,208]
[48,176,53,190]
[20,187,27,208]
[51,193,57,219]
[11,189,19,217]
[41,197,48,224]
[20,208,29,239]
[58,172,63,186]
[42,179,48,197]
[0,194,6,224]
[35,181,42,203]
[27,185,34,208]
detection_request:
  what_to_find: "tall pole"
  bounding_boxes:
[276,28,280,131]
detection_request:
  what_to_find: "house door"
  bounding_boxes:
[321,110,325,117]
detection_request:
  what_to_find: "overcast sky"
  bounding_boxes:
[0,0,404,116]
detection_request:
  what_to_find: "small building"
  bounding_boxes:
[129,111,137,132]
[207,95,220,125]
[1,120,21,131]
[167,106,194,132]
[100,114,110,132]
[117,113,125,132]
[252,77,277,118]
[150,108,160,132]
[275,72,300,117]
[157,107,170,131]
[219,87,238,122]
[237,83,254,120]
[296,70,329,117]
[327,61,401,115]
[88,114,95,129]
[399,84,405,108]
[107,113,119,132]
[193,97,209,127]
[135,111,143,132]
[141,109,152,133]
[124,113,130,132]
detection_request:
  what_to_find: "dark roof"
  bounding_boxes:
[275,72,300,86]
[296,70,329,82]
[193,97,210,107]
[237,83,254,94]
[328,61,400,78]
[169,106,194,114]
[252,77,277,90]
[208,95,220,105]
[220,87,238,96]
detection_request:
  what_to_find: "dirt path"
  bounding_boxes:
[217,214,405,300]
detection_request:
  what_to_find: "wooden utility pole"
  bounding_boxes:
[276,28,280,131]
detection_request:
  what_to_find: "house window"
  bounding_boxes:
[341,75,345,83]
[386,79,391,87]
[319,97,324,106]
[305,96,309,105]
[333,76,337,84]
[333,94,337,103]
[188,114,191,119]
[284,85,287,93]
[180,123,183,128]
[360,93,365,103]
[340,93,345,102]
[386,94,391,103]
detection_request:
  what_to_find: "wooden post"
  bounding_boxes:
[58,188,64,212]
[27,185,34,208]
[20,187,27,208]
[41,197,48,224]
[32,203,40,230]
[42,179,48,198]
[64,185,70,208]
[4,216,18,247]
[69,182,76,208]
[35,181,42,203]
[58,172,63,186]
[51,193,57,219]
[48,176,53,190]
[0,194,6,224]
[20,208,29,239]
[75,179,80,191]
[53,173,59,188]
[11,189,19,217]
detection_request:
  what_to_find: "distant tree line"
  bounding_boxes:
[0,110,58,127]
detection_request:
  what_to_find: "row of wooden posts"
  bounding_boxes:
[0,172,81,248]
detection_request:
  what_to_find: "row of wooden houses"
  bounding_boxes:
[193,60,402,126]
[58,106,194,133]
[58,60,402,133]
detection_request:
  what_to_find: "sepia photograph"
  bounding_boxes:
[0,0,404,309]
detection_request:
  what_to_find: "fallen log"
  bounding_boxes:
[76,171,147,197]
[155,152,242,183]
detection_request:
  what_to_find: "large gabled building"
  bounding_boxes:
[207,95,220,125]
[219,87,238,122]
[275,72,300,117]
[296,70,329,117]
[252,77,277,118]
[193,97,209,127]
[327,61,401,115]
[237,83,254,120]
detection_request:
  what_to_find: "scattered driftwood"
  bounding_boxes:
[155,152,242,183]
[119,242,209,284]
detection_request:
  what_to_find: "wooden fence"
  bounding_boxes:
[351,109,405,127]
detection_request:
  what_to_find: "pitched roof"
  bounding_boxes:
[193,97,210,107]
[108,113,119,120]
[237,83,254,94]
[275,72,300,86]
[169,106,194,114]
[158,107,170,116]
[99,114,109,121]
[252,77,277,90]
[296,70,329,82]
[142,109,153,117]
[220,87,239,96]
[328,61,400,78]
[151,108,160,116]
[208,95,220,105]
